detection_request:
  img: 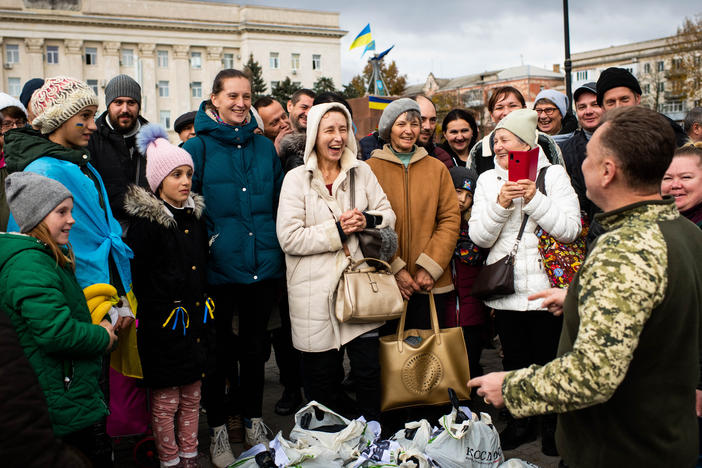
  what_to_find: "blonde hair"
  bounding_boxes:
[674,141,702,166]
[27,221,75,270]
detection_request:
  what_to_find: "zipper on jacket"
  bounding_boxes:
[404,165,411,270]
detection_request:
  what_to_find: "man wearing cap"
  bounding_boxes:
[596,67,687,147]
[173,110,197,146]
[88,74,150,223]
[558,82,604,222]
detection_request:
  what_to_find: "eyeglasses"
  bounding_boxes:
[1,119,27,132]
[535,107,559,117]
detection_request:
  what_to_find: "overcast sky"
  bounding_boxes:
[207,0,701,86]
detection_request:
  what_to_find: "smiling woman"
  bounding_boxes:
[662,142,702,228]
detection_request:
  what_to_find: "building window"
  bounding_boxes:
[191,81,202,98]
[46,45,59,64]
[291,53,300,70]
[575,70,588,81]
[657,82,665,93]
[158,80,169,98]
[7,77,21,97]
[190,52,201,69]
[656,61,665,72]
[643,84,651,94]
[85,47,97,65]
[623,67,634,75]
[87,79,98,95]
[312,54,321,70]
[160,110,171,129]
[695,56,701,67]
[644,63,651,73]
[222,53,234,69]
[5,44,19,64]
[157,50,168,68]
[269,52,279,69]
[121,48,134,67]
[672,58,683,70]
[271,81,279,90]
[293,81,301,87]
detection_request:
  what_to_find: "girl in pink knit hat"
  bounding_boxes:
[124,124,212,468]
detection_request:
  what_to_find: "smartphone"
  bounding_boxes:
[508,147,539,182]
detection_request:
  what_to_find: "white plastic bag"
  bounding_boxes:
[425,407,503,468]
[271,431,343,468]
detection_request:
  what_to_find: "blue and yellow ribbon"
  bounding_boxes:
[163,306,190,335]
[203,297,215,324]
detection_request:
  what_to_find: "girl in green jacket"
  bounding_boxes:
[0,172,117,463]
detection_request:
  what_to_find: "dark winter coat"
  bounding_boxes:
[444,216,487,327]
[0,308,91,468]
[124,186,212,389]
[558,129,599,220]
[182,102,284,286]
[87,112,150,222]
[279,132,306,173]
[0,234,109,437]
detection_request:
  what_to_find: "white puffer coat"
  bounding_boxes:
[276,103,396,352]
[468,148,581,311]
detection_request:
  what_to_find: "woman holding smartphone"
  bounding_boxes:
[468,109,580,455]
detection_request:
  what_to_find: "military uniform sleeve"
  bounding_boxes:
[501,225,668,417]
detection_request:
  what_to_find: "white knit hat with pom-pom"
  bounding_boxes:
[137,123,194,192]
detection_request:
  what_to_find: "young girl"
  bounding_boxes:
[0,172,117,462]
[125,124,211,468]
[444,166,488,379]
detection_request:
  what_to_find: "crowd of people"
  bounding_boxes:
[0,63,701,468]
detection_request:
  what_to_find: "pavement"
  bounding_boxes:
[116,346,561,468]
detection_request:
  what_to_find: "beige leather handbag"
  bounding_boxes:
[335,257,404,324]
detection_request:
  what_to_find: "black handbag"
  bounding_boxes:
[471,215,529,300]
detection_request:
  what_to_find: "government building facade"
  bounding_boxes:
[0,0,345,131]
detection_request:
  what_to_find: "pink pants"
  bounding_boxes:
[151,380,201,466]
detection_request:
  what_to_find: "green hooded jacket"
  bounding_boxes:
[0,233,109,437]
[3,126,91,172]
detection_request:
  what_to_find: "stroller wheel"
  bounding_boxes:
[133,435,159,468]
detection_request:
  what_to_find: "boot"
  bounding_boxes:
[541,414,559,456]
[499,415,536,451]
[209,424,235,468]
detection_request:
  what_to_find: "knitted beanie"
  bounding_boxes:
[534,89,569,117]
[5,172,72,233]
[137,124,194,192]
[31,77,98,134]
[105,74,142,108]
[377,98,421,141]
[19,78,44,109]
[449,166,478,194]
[596,67,642,105]
[494,108,538,148]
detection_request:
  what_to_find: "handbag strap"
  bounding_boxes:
[395,291,441,352]
[349,167,356,209]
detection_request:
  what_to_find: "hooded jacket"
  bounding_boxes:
[4,127,133,293]
[124,186,212,388]
[366,144,460,294]
[0,233,109,437]
[468,149,581,311]
[276,103,396,352]
[87,112,150,222]
[183,101,284,286]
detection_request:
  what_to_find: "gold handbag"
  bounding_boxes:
[379,292,471,412]
[335,257,404,324]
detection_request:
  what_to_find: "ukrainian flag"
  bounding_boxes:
[349,24,373,50]
[369,96,393,110]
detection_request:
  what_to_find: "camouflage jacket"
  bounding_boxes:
[502,199,681,416]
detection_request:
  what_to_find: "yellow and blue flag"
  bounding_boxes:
[362,40,376,57]
[369,96,393,110]
[349,24,373,50]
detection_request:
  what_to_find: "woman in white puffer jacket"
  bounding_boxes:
[468,108,580,451]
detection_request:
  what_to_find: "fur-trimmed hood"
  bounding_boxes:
[279,132,306,160]
[123,185,205,228]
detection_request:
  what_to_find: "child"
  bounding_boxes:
[444,166,488,379]
[124,124,211,468]
[0,172,118,462]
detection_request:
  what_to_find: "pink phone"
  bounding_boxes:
[508,147,539,182]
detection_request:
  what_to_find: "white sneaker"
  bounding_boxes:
[209,424,235,468]
[244,417,272,448]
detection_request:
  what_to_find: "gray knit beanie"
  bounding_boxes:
[5,172,73,233]
[378,98,421,141]
[105,74,142,108]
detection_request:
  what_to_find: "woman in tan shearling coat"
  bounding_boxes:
[276,102,395,420]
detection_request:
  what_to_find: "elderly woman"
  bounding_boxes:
[469,108,581,454]
[662,142,702,229]
[277,102,395,421]
[366,98,460,330]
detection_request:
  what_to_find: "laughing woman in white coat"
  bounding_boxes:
[276,102,395,421]
[468,109,580,452]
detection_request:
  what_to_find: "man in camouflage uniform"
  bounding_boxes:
[469,106,702,468]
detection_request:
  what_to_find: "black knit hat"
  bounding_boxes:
[449,166,478,194]
[596,68,642,106]
[105,74,142,108]
[19,78,44,109]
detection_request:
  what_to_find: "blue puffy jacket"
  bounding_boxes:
[183,102,284,285]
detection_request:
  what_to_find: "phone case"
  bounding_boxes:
[508,147,539,182]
